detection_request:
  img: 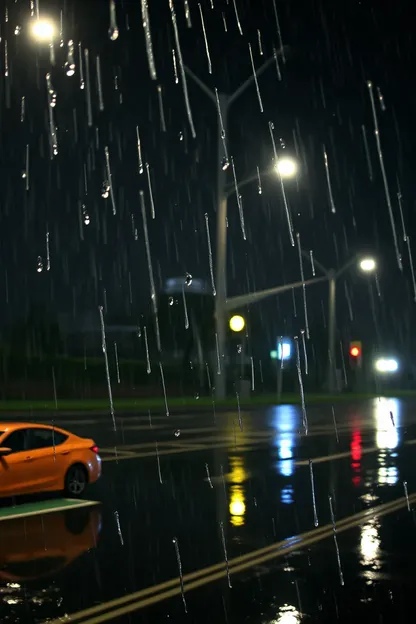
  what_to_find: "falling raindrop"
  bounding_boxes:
[114,342,120,383]
[323,146,336,213]
[182,286,189,329]
[141,191,161,350]
[172,537,187,612]
[295,336,308,433]
[198,3,212,74]
[204,214,216,296]
[172,48,179,83]
[168,296,174,306]
[36,256,43,273]
[332,406,339,443]
[159,362,169,416]
[14,25,21,36]
[248,43,263,113]
[309,250,315,276]
[301,330,308,375]
[114,511,124,546]
[377,86,386,111]
[205,463,214,488]
[183,0,192,27]
[82,204,90,225]
[367,80,402,270]
[232,0,243,35]
[136,126,144,174]
[65,40,76,76]
[98,306,116,432]
[96,55,104,111]
[169,0,196,138]
[219,521,232,587]
[403,481,410,511]
[174,429,181,437]
[231,157,246,240]
[141,0,157,80]
[309,459,318,526]
[157,84,167,132]
[146,162,156,219]
[329,495,344,585]
[78,42,85,89]
[257,29,263,55]
[144,326,151,373]
[46,231,50,271]
[108,0,119,40]
[296,233,310,338]
[84,48,93,126]
[155,441,163,483]
[104,146,117,214]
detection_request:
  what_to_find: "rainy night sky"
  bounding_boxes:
[0,0,415,354]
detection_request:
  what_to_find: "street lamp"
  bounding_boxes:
[275,156,298,178]
[185,52,313,399]
[30,18,56,42]
[229,315,245,333]
[303,251,377,393]
[360,257,376,272]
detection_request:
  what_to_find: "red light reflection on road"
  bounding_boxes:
[351,430,362,486]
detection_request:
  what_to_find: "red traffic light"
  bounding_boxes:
[350,346,361,357]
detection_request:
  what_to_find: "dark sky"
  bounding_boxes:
[0,0,414,353]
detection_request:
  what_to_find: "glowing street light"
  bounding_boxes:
[229,315,245,332]
[275,156,298,179]
[359,257,376,272]
[30,18,56,42]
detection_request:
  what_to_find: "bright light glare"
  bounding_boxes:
[277,341,292,360]
[375,358,398,373]
[31,19,56,41]
[229,314,245,332]
[275,157,298,178]
[360,257,376,272]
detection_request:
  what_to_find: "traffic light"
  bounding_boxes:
[349,341,362,367]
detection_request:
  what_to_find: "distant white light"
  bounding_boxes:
[31,19,56,42]
[375,358,399,373]
[277,341,292,360]
[360,257,376,272]
[275,157,298,178]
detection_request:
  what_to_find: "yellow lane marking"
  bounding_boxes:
[44,493,416,624]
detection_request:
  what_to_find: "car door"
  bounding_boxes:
[0,429,32,495]
[24,428,68,491]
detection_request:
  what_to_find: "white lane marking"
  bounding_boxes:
[0,499,99,522]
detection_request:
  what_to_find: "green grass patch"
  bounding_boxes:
[0,391,415,412]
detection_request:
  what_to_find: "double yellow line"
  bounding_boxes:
[46,493,415,624]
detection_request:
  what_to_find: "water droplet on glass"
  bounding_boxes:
[36,256,43,273]
[174,429,181,437]
[168,296,174,306]
[185,272,192,287]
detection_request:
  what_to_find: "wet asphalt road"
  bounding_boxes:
[1,397,416,623]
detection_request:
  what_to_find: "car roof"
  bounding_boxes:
[0,422,70,435]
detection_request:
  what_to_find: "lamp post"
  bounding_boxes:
[185,53,304,399]
[303,251,377,393]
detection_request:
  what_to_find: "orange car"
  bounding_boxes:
[0,423,101,498]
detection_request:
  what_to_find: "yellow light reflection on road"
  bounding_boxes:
[228,456,247,527]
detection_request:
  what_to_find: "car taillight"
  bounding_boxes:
[91,445,99,454]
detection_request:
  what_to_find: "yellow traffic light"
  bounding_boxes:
[229,315,245,332]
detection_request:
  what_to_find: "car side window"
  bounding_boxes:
[2,429,29,453]
[28,429,67,450]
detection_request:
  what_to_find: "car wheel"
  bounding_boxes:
[65,464,88,497]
